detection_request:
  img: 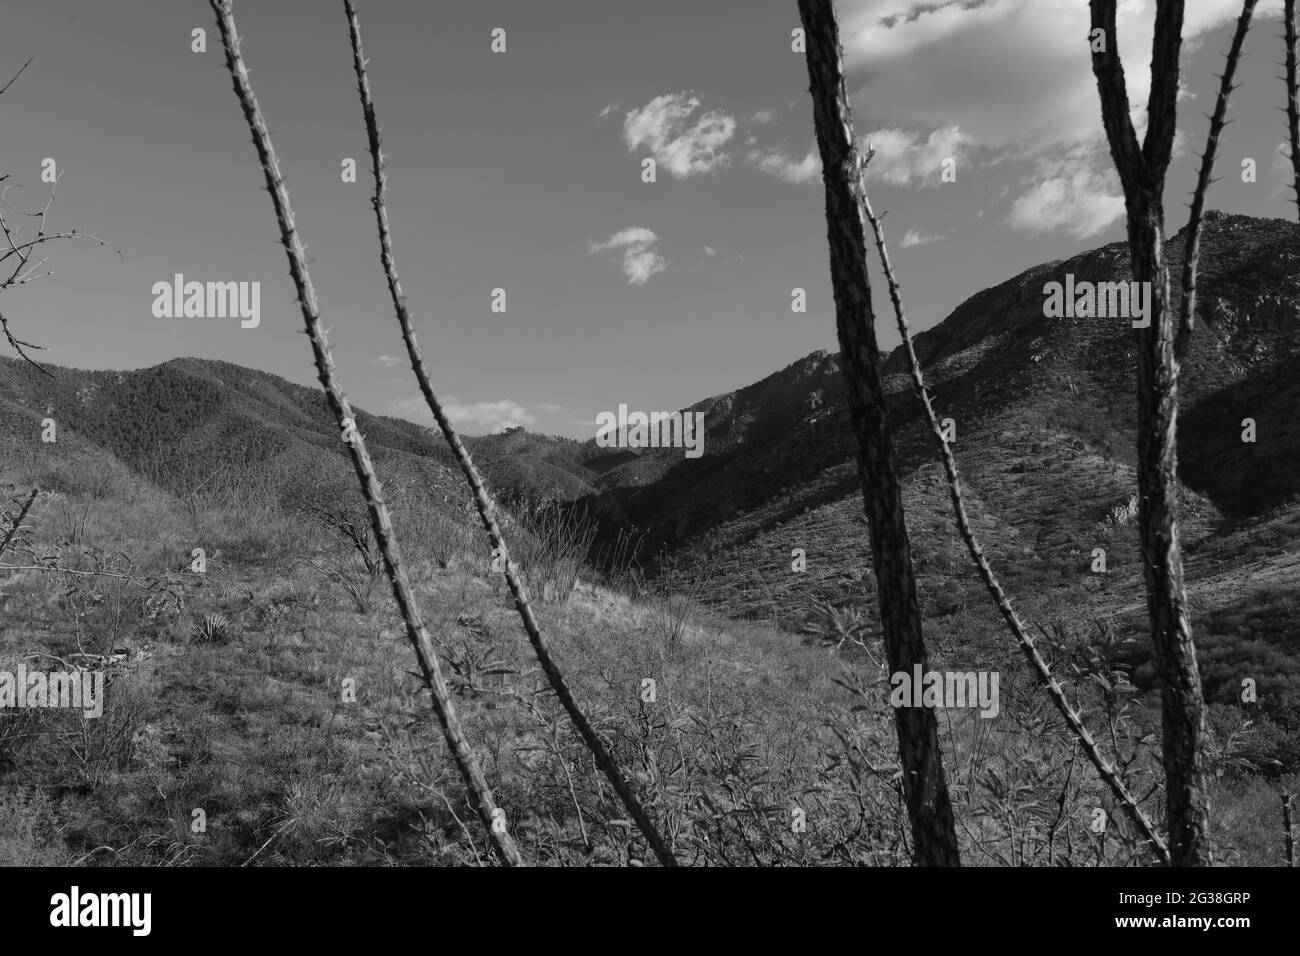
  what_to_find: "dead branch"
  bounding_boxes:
[0,487,39,558]
[860,160,1170,864]
[1090,0,1212,866]
[0,60,121,373]
[207,0,522,867]
[797,0,960,866]
[1179,0,1257,358]
[0,57,32,98]
[1284,793,1296,866]
[341,0,676,867]
[1285,1,1300,218]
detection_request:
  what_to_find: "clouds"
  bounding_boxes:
[836,0,1263,154]
[621,88,968,196]
[746,127,966,188]
[621,91,819,187]
[747,145,821,184]
[1003,141,1127,239]
[863,126,967,186]
[832,0,1271,236]
[900,229,943,248]
[393,395,535,435]
[1007,166,1126,239]
[587,227,668,285]
[600,1,1271,258]
[623,93,736,178]
[447,399,535,434]
[1269,141,1294,199]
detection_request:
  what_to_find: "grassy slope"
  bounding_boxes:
[2,215,1297,865]
[1,442,1295,866]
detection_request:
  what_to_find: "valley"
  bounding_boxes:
[2,212,1297,866]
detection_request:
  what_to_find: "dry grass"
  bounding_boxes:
[0,449,1293,866]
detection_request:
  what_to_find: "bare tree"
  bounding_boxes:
[1088,0,1241,866]
[1180,0,1256,360]
[1,57,118,375]
[341,0,676,868]
[0,488,39,559]
[207,0,522,867]
[859,150,1171,863]
[1285,0,1300,218]
[854,0,1256,869]
[1284,793,1296,866]
[797,0,960,867]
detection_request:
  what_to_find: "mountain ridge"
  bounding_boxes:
[3,211,1299,757]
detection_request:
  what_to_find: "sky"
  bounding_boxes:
[1,0,1295,437]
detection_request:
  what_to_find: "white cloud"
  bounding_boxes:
[1268,141,1293,200]
[1007,157,1126,240]
[394,395,535,435]
[900,229,943,247]
[745,128,964,188]
[748,146,821,184]
[623,92,736,178]
[862,126,967,186]
[587,227,668,285]
[704,245,718,257]
[1271,141,1293,174]
[750,109,776,125]
[835,0,1273,156]
[598,103,618,119]
[372,354,404,368]
[792,1,1281,237]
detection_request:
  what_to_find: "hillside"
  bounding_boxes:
[0,357,441,499]
[497,212,1300,744]
[2,215,1297,869]
[564,213,1298,547]
[461,215,1300,570]
[4,216,1296,650]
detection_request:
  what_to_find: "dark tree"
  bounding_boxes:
[1089,0,1227,866]
[797,0,960,867]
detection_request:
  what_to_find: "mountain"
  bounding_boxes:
[489,212,1300,738]
[0,355,494,514]
[5,213,1296,578]
[470,214,1300,566]
[561,212,1300,549]
[2,213,1298,741]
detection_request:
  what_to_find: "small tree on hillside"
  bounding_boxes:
[1,58,117,374]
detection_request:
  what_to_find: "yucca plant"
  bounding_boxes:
[190,612,231,645]
[799,600,873,657]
